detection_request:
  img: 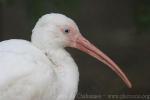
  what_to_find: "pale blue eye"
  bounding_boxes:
[64,29,70,33]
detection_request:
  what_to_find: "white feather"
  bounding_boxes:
[0,13,80,100]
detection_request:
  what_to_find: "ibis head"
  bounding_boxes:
[32,13,132,88]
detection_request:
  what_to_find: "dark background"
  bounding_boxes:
[0,0,150,100]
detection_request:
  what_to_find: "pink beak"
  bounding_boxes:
[72,35,132,88]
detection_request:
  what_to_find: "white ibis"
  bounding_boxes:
[0,13,132,100]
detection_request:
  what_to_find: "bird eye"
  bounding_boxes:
[64,29,70,34]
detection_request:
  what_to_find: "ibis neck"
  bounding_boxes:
[46,48,79,100]
[32,34,79,100]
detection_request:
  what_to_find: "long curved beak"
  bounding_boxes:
[73,35,132,88]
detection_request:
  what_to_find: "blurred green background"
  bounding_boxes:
[0,0,150,100]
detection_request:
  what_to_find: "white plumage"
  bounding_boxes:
[0,13,131,100]
[0,39,78,100]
